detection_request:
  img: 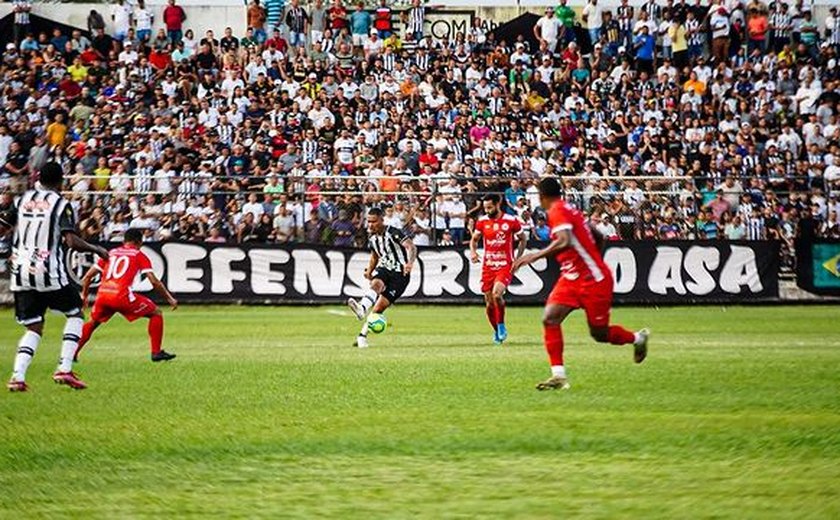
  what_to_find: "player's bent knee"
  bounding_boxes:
[542,315,561,327]
[589,327,609,342]
[27,323,44,336]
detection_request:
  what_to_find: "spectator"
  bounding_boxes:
[310,0,327,45]
[264,0,284,36]
[725,214,748,240]
[285,0,310,50]
[163,0,187,44]
[331,209,355,247]
[247,0,268,43]
[12,0,31,45]
[134,0,154,43]
[111,0,133,42]
[0,0,835,260]
[350,2,372,48]
[582,0,603,45]
[373,0,392,38]
[710,6,730,63]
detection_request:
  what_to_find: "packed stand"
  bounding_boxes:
[0,0,838,267]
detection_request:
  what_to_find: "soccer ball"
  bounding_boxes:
[367,313,387,334]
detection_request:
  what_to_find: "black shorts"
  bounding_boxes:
[14,286,83,326]
[371,268,409,304]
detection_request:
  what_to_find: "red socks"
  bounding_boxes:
[543,325,564,366]
[78,321,95,350]
[148,314,163,355]
[485,304,498,331]
[607,325,636,345]
[486,301,507,331]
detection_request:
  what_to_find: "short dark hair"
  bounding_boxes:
[368,207,384,217]
[538,177,562,198]
[39,162,64,187]
[483,193,500,204]
[124,228,143,244]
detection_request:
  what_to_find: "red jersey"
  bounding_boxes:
[95,245,153,300]
[475,214,523,271]
[374,6,392,31]
[547,200,609,282]
[163,5,186,30]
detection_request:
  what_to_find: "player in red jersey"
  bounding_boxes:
[75,229,179,363]
[512,178,649,390]
[470,194,526,344]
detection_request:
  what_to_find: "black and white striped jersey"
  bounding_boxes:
[8,188,77,292]
[369,226,411,272]
[747,217,766,241]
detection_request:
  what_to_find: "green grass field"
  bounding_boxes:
[1,304,839,518]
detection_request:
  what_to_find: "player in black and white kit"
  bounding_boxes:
[347,207,417,348]
[0,163,108,392]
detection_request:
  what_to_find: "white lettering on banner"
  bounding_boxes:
[344,252,370,297]
[162,243,206,293]
[421,13,499,40]
[646,245,764,295]
[403,261,422,298]
[420,250,465,296]
[464,250,484,295]
[720,245,763,293]
[83,242,772,301]
[648,246,686,295]
[210,248,247,293]
[293,250,345,296]
[684,246,720,295]
[603,247,636,294]
[137,246,165,293]
[249,249,290,295]
[508,257,547,296]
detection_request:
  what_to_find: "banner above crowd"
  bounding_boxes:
[68,241,780,304]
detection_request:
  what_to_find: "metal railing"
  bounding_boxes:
[44,172,829,248]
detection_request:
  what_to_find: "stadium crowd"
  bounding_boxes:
[0,0,839,266]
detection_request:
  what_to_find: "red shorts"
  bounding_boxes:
[90,293,157,323]
[481,268,513,293]
[547,275,614,327]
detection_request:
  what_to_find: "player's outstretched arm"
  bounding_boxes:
[365,251,379,280]
[512,230,570,273]
[469,230,482,263]
[63,231,109,260]
[0,201,18,234]
[147,272,178,310]
[402,238,417,275]
[589,224,605,252]
[515,231,527,260]
[79,265,100,311]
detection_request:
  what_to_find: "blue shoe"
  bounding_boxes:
[497,323,508,344]
[493,328,501,345]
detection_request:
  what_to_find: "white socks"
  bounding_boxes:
[551,365,566,378]
[57,317,83,373]
[12,330,41,382]
[359,290,377,314]
[359,320,369,338]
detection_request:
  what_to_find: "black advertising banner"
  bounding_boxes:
[67,241,780,304]
[796,239,840,296]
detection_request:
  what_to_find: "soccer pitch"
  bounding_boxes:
[1,304,838,518]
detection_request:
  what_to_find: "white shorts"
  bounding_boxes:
[352,34,369,47]
[311,30,324,44]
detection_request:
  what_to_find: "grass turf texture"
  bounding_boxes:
[1,305,839,518]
